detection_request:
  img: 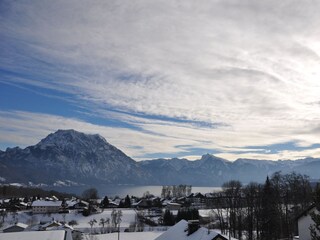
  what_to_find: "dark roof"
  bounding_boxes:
[296,204,316,220]
[212,234,228,240]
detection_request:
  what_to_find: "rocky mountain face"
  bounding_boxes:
[0,129,319,186]
[0,129,149,185]
[141,155,320,185]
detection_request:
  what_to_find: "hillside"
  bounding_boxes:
[0,130,319,186]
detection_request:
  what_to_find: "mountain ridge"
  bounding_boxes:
[0,129,319,186]
[0,129,149,185]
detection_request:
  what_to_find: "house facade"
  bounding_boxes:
[155,220,234,240]
[297,205,319,240]
[31,200,62,214]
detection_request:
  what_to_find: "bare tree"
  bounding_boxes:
[99,217,110,234]
[82,188,99,200]
[11,210,18,224]
[212,192,227,235]
[88,218,97,234]
[61,213,67,223]
[0,210,7,225]
[111,209,122,240]
[222,180,243,239]
[68,220,78,227]
[243,182,261,240]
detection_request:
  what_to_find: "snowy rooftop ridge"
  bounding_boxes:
[14,223,28,229]
[155,220,233,240]
[31,200,62,207]
[3,222,28,231]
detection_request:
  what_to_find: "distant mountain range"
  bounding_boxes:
[0,129,319,187]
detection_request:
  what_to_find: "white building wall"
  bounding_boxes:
[298,208,319,240]
[32,205,61,214]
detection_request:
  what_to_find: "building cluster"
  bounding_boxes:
[0,196,86,240]
[0,219,77,240]
[131,192,214,210]
[0,193,318,240]
[0,196,90,214]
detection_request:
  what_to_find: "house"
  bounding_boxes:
[73,200,89,210]
[0,230,73,240]
[16,201,29,210]
[297,205,319,240]
[166,202,182,210]
[186,193,206,208]
[41,220,62,230]
[132,199,152,208]
[2,223,28,233]
[107,201,119,208]
[31,200,62,214]
[204,193,215,207]
[155,219,233,240]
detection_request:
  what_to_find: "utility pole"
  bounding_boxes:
[118,222,120,240]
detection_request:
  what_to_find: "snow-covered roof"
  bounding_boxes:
[41,221,62,229]
[15,223,28,229]
[47,223,74,231]
[31,200,62,207]
[66,200,77,207]
[75,200,89,206]
[18,202,28,207]
[51,196,59,201]
[167,202,181,206]
[3,222,28,230]
[155,220,231,240]
[162,199,172,205]
[109,201,119,206]
[131,200,142,206]
[204,193,214,198]
[0,230,69,240]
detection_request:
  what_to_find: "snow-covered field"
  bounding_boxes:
[2,209,221,239]
[83,231,163,240]
[3,209,138,231]
[1,209,167,239]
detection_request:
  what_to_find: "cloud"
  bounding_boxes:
[0,110,207,160]
[1,110,320,161]
[1,1,320,160]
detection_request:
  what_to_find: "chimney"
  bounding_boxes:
[188,220,200,235]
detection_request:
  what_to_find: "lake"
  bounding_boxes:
[43,184,222,198]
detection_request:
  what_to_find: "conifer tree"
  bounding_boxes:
[163,209,175,226]
[260,176,280,240]
[101,196,109,208]
[124,195,131,208]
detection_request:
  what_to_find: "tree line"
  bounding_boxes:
[0,185,74,199]
[211,171,317,240]
[161,185,192,198]
[163,208,200,226]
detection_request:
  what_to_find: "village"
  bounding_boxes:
[0,186,232,240]
[0,181,319,240]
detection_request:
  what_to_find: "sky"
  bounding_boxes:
[1,0,320,161]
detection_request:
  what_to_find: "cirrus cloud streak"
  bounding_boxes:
[1,0,320,160]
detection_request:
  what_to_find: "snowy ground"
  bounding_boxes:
[2,209,138,232]
[83,231,163,240]
[1,208,222,237]
[1,209,167,239]
[198,209,214,218]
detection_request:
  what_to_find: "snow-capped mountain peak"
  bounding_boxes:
[0,129,148,185]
